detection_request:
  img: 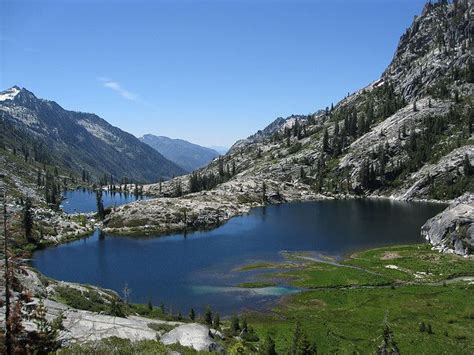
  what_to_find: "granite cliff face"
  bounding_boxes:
[105,1,473,250]
[422,193,473,256]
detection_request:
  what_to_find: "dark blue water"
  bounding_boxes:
[61,189,152,214]
[33,199,445,315]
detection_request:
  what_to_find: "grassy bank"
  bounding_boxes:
[236,244,474,354]
[40,243,474,354]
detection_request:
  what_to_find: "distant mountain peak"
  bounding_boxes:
[140,134,220,172]
[0,87,185,181]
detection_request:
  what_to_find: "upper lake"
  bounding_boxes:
[33,197,445,315]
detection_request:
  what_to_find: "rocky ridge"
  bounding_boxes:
[0,87,185,182]
[105,1,473,248]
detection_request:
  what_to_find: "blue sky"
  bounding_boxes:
[1,0,426,147]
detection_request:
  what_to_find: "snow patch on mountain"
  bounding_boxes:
[0,86,20,101]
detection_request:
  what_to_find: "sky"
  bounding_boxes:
[1,0,427,147]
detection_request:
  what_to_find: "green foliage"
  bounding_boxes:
[213,312,221,329]
[22,197,34,241]
[96,190,105,220]
[57,337,169,355]
[260,335,277,355]
[288,142,302,155]
[53,285,123,316]
[377,319,400,354]
[231,314,241,335]
[204,306,213,325]
[109,299,128,317]
[289,321,316,355]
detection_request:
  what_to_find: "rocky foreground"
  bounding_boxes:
[422,192,474,256]
[0,266,222,352]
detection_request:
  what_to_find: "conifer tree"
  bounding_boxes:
[377,318,400,354]
[322,128,329,153]
[218,156,225,177]
[260,335,277,355]
[213,312,220,329]
[262,181,267,203]
[289,321,316,355]
[204,306,213,325]
[463,154,472,176]
[37,170,42,186]
[189,308,196,321]
[231,314,240,334]
[96,190,105,220]
[22,197,33,241]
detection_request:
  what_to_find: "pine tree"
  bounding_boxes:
[290,321,316,355]
[23,197,34,241]
[37,170,42,186]
[231,314,241,334]
[419,321,426,332]
[322,128,329,153]
[463,154,472,176]
[334,120,339,136]
[218,156,225,177]
[260,335,277,355]
[377,319,400,354]
[261,181,267,203]
[300,167,306,180]
[213,312,220,329]
[204,306,213,325]
[241,317,248,332]
[30,299,61,352]
[189,308,196,321]
[96,190,105,220]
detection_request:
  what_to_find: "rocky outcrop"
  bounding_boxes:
[395,145,473,200]
[161,323,223,352]
[422,193,474,256]
[0,266,216,352]
[105,176,325,235]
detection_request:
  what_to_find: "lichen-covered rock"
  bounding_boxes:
[421,193,474,256]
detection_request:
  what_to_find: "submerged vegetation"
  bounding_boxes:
[238,244,474,354]
[41,244,474,354]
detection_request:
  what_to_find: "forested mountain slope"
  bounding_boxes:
[105,1,473,240]
[0,87,185,183]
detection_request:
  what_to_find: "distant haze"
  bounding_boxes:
[207,146,229,155]
[140,134,220,172]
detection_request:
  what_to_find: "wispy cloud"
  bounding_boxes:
[98,77,140,102]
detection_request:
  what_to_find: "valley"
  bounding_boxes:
[0,0,473,354]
